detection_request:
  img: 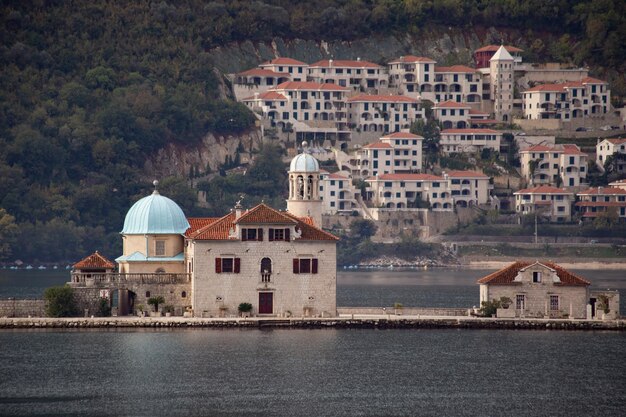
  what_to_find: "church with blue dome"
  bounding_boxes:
[71,148,338,318]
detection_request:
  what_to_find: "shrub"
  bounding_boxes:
[238,302,253,313]
[478,297,512,317]
[98,297,111,317]
[44,285,79,317]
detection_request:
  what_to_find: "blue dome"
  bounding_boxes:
[289,153,319,172]
[121,191,190,234]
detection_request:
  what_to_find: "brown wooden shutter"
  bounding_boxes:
[234,258,241,273]
[269,228,274,241]
[257,228,263,241]
[284,228,290,242]
[215,258,222,273]
[312,258,318,274]
[292,258,299,274]
[241,228,248,241]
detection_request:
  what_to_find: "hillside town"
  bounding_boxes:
[230,45,626,236]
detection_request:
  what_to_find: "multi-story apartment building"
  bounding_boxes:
[242,81,350,139]
[513,186,575,222]
[522,77,610,120]
[352,132,423,177]
[387,55,437,99]
[233,68,291,101]
[520,144,588,187]
[307,59,387,91]
[439,128,502,155]
[433,65,482,104]
[575,186,626,221]
[366,173,452,210]
[596,138,626,173]
[259,57,308,82]
[319,170,359,214]
[433,101,472,129]
[444,170,491,207]
[346,94,423,134]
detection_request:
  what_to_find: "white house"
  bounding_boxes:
[575,186,626,221]
[352,132,423,177]
[366,173,452,210]
[513,185,575,222]
[346,94,423,134]
[259,57,308,82]
[307,59,387,91]
[319,170,359,214]
[387,55,437,99]
[520,144,588,187]
[439,128,502,155]
[433,101,472,129]
[596,138,626,173]
[444,170,491,207]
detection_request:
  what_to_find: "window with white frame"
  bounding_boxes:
[549,295,559,311]
[516,294,525,310]
[532,271,542,283]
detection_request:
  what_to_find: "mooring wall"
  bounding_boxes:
[0,299,46,318]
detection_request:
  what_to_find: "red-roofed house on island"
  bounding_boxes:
[439,128,502,155]
[70,148,339,318]
[477,261,618,319]
[513,186,575,222]
[520,144,588,187]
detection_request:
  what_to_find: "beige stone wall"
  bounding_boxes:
[480,264,589,319]
[191,239,337,318]
[118,261,185,274]
[0,299,46,317]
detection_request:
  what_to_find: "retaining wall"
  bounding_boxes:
[338,307,469,316]
[0,299,45,318]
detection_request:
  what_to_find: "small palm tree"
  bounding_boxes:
[148,296,165,312]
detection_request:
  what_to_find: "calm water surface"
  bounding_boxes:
[1,269,625,416]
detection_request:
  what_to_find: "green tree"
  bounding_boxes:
[349,219,377,239]
[0,208,18,261]
[44,285,79,317]
[148,296,165,312]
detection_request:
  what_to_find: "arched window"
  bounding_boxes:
[181,291,187,298]
[145,291,151,298]
[261,258,272,283]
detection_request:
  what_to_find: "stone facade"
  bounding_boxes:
[0,299,45,318]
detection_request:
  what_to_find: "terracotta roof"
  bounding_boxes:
[388,55,436,64]
[73,251,116,269]
[381,132,424,139]
[469,109,489,115]
[274,81,349,91]
[191,203,338,241]
[327,172,349,180]
[475,45,523,53]
[185,218,220,237]
[606,138,626,145]
[523,145,553,152]
[581,77,607,84]
[477,261,590,286]
[471,119,498,125]
[441,128,499,134]
[524,84,567,92]
[434,100,470,109]
[514,186,573,195]
[347,94,418,103]
[562,144,586,155]
[260,57,307,66]
[577,187,626,196]
[309,59,381,68]
[362,141,393,149]
[522,144,586,156]
[435,65,477,73]
[368,173,442,181]
[237,68,289,77]
[242,91,288,101]
[575,201,626,207]
[445,170,489,178]
[235,203,297,225]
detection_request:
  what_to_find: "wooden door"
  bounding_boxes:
[259,292,273,314]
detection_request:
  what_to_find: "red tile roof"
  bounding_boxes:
[435,65,477,73]
[522,144,586,156]
[562,144,586,155]
[242,91,288,101]
[581,77,607,84]
[434,100,470,109]
[274,81,349,91]
[327,172,349,180]
[185,218,220,237]
[575,201,626,207]
[235,203,297,225]
[524,145,554,152]
[347,94,418,103]
[191,203,338,241]
[381,132,423,139]
[514,186,573,195]
[477,261,590,286]
[577,187,626,196]
[470,119,498,125]
[444,170,489,178]
[368,173,443,181]
[524,84,567,92]
[237,68,289,77]
[362,141,393,149]
[441,128,499,134]
[468,109,489,115]
[475,45,523,53]
[309,59,381,68]
[73,251,116,269]
[388,55,436,64]
[261,57,307,66]
[606,138,626,145]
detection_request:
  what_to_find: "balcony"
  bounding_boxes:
[70,272,191,286]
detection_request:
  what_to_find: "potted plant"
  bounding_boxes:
[148,296,165,317]
[137,304,145,317]
[500,297,512,309]
[238,302,253,317]
[163,305,174,317]
[183,305,193,318]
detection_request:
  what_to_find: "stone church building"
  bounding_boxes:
[71,146,338,317]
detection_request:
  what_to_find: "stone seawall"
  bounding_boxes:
[338,307,468,316]
[0,299,45,318]
[1,317,623,331]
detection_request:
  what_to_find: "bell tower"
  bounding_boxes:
[287,142,322,227]
[490,45,515,122]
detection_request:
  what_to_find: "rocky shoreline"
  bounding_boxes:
[1,316,623,331]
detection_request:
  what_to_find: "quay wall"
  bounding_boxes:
[0,299,45,318]
[0,317,623,331]
[338,307,469,316]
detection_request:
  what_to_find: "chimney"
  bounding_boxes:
[598,186,603,194]
[235,199,243,219]
[328,59,333,67]
[357,57,361,61]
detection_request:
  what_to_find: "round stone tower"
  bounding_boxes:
[287,142,322,227]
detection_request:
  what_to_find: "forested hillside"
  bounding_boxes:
[1,0,625,262]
